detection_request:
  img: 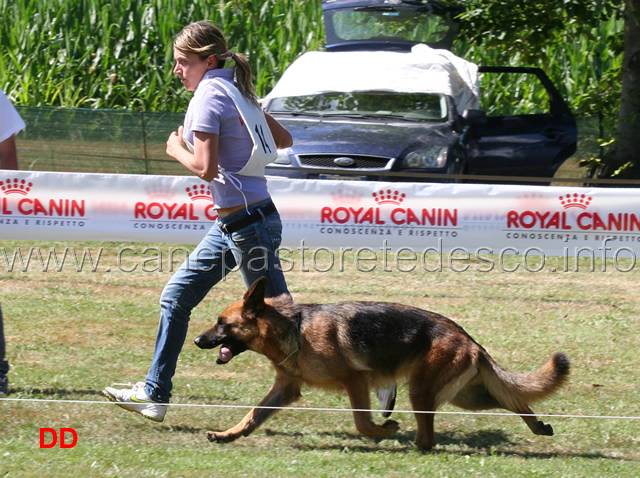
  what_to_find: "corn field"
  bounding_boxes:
[0,0,324,111]
[0,0,622,116]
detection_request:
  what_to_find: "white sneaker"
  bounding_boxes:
[102,381,167,422]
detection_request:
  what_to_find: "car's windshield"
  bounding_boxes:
[269,91,447,122]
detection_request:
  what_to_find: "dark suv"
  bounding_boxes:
[264,0,577,182]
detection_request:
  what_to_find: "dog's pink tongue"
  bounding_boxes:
[219,346,233,363]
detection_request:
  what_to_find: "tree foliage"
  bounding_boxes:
[456,1,621,58]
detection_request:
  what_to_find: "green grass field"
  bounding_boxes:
[1,241,639,477]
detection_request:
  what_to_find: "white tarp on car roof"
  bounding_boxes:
[265,44,480,113]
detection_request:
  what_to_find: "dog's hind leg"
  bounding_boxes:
[409,353,478,451]
[408,380,438,451]
[342,374,399,439]
[207,375,301,443]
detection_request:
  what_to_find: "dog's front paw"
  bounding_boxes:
[206,431,236,443]
[382,419,400,434]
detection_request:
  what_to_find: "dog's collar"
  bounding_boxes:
[277,345,299,367]
[277,311,302,368]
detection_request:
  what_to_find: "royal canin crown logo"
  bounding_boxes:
[185,184,212,201]
[559,193,592,209]
[134,182,217,222]
[321,188,456,227]
[0,178,33,195]
[508,194,640,232]
[372,189,406,205]
[1,177,85,217]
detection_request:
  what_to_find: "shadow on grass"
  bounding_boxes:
[7,387,105,398]
[260,427,633,462]
[8,387,233,403]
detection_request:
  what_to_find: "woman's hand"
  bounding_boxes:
[166,125,185,159]
[166,126,219,182]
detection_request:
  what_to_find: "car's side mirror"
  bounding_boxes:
[462,109,487,125]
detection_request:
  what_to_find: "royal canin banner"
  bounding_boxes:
[1,170,640,257]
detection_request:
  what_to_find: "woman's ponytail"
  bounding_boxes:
[230,53,259,107]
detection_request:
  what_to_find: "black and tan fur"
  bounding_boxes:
[195,278,570,450]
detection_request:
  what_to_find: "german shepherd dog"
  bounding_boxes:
[195,278,570,450]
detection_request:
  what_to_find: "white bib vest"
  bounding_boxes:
[208,77,277,177]
[182,73,278,211]
[182,77,277,176]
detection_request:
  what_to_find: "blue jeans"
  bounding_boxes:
[144,198,289,402]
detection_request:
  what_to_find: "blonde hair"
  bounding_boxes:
[174,21,259,106]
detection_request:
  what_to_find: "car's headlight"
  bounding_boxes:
[273,149,291,165]
[401,147,448,169]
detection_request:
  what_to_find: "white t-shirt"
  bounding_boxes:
[0,90,26,143]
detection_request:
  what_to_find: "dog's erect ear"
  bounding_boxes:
[243,277,266,301]
[242,277,266,317]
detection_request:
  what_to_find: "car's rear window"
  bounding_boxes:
[269,91,447,122]
[327,6,452,45]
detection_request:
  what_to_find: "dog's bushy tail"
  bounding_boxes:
[480,352,570,411]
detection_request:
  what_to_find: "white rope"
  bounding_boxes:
[2,397,639,421]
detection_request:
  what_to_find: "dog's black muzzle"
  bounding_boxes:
[194,333,219,350]
[194,334,249,364]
